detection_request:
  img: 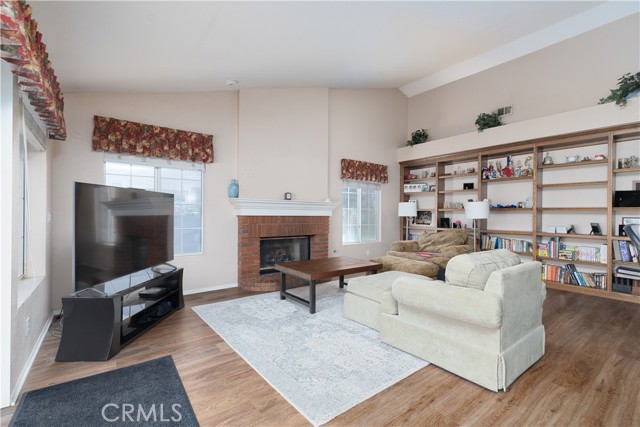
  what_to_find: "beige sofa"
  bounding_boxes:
[344,249,546,391]
[371,229,473,278]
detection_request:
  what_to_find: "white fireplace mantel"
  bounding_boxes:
[229,198,340,216]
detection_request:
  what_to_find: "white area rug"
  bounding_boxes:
[192,282,428,426]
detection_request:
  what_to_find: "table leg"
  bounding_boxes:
[280,272,286,300]
[339,275,346,288]
[309,280,316,314]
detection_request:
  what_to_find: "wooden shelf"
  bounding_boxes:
[482,176,533,183]
[611,236,631,241]
[438,208,464,212]
[481,229,533,236]
[404,178,436,183]
[613,260,639,266]
[439,172,476,179]
[538,159,608,169]
[438,189,477,194]
[537,256,607,267]
[613,206,640,212]
[538,180,608,189]
[536,232,608,240]
[490,207,532,211]
[537,207,608,211]
[403,191,436,195]
[409,224,436,229]
[613,167,640,174]
[544,281,607,295]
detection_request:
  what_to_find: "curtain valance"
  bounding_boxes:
[340,158,388,183]
[92,115,214,164]
[1,0,66,140]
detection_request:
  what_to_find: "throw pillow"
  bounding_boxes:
[418,229,468,251]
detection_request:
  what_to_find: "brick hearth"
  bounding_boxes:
[238,216,329,292]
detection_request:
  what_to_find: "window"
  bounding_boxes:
[105,156,204,255]
[342,180,381,244]
[17,130,26,278]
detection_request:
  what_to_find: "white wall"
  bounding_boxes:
[408,14,640,140]
[238,89,329,200]
[50,92,239,306]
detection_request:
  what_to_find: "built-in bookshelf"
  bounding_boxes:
[400,123,640,303]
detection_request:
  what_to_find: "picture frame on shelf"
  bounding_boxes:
[590,222,602,235]
[440,217,450,229]
[556,226,568,233]
[415,210,433,226]
[544,226,556,233]
[463,183,474,190]
[428,184,436,192]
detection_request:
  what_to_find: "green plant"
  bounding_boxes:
[475,112,502,132]
[598,72,640,106]
[406,128,429,147]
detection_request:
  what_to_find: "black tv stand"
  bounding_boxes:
[56,267,184,361]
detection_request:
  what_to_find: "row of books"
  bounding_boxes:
[480,235,533,253]
[537,239,606,264]
[613,240,639,263]
[541,263,607,289]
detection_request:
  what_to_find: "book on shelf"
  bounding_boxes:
[537,240,605,264]
[481,235,532,253]
[613,241,622,261]
[618,240,632,262]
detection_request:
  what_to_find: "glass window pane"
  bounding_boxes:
[131,176,155,190]
[161,167,182,179]
[181,229,202,254]
[131,164,155,177]
[106,174,131,188]
[182,169,201,180]
[105,162,131,176]
[342,182,380,244]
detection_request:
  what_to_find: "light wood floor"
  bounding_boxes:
[2,287,639,427]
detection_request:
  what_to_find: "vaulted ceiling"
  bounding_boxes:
[31,1,638,96]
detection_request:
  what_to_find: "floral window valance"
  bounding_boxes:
[1,0,66,140]
[92,115,214,164]
[341,158,388,183]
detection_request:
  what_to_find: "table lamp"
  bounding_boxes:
[398,202,417,241]
[465,200,490,252]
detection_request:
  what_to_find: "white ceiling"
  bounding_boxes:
[30,1,639,97]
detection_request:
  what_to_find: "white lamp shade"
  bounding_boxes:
[398,202,417,217]
[465,200,490,220]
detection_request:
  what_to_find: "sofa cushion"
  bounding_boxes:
[445,249,521,291]
[417,229,468,252]
[347,271,430,314]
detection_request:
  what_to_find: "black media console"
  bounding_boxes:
[56,267,184,361]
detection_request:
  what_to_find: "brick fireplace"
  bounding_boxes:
[231,199,338,292]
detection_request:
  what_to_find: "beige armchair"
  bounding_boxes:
[379,249,546,391]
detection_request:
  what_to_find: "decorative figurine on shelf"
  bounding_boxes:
[524,155,533,176]
[542,153,554,165]
[501,155,514,178]
[567,225,576,234]
[453,220,462,229]
[496,160,503,177]
[514,160,523,177]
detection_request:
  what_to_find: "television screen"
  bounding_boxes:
[74,182,174,291]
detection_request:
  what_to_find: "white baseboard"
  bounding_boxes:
[10,312,54,405]
[183,283,238,296]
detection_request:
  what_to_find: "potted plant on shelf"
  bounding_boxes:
[406,128,429,147]
[598,71,640,106]
[475,112,502,132]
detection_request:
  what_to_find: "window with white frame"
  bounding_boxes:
[105,155,204,255]
[342,180,381,244]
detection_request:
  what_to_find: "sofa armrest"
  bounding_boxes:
[390,277,502,329]
[483,261,546,346]
[389,240,419,252]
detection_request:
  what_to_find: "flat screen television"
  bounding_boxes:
[74,182,174,291]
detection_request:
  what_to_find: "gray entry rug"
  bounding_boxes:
[9,356,198,427]
[192,282,428,426]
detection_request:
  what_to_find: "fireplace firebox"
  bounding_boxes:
[259,236,310,274]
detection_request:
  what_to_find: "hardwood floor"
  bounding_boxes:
[2,287,639,426]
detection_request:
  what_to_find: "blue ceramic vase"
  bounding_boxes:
[228,179,239,198]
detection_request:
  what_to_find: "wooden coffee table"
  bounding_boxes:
[275,256,382,314]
